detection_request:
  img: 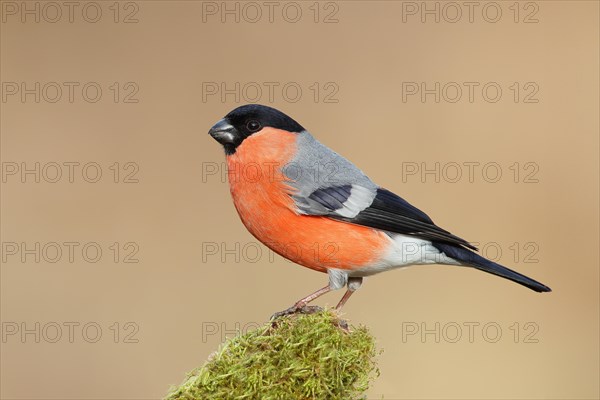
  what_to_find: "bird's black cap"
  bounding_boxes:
[208,104,305,155]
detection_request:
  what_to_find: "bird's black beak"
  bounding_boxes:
[208,119,238,145]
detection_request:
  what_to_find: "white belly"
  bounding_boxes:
[346,233,462,277]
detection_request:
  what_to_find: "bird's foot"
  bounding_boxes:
[270,303,323,321]
[333,318,349,332]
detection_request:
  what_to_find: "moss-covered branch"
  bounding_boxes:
[166,310,379,400]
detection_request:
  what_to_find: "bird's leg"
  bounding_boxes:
[335,277,363,310]
[270,285,331,320]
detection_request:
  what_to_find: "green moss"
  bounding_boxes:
[166,310,380,400]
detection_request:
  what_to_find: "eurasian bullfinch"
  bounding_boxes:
[208,104,551,315]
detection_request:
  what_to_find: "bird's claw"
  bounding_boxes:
[270,304,323,321]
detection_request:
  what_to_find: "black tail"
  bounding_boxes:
[433,242,551,292]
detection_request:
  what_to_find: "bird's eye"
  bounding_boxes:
[246,120,261,132]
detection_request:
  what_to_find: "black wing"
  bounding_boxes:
[306,186,477,250]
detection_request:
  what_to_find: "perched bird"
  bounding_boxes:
[208,104,551,315]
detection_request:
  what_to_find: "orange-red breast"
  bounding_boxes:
[208,104,551,316]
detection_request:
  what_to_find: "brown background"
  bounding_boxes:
[1,1,598,399]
